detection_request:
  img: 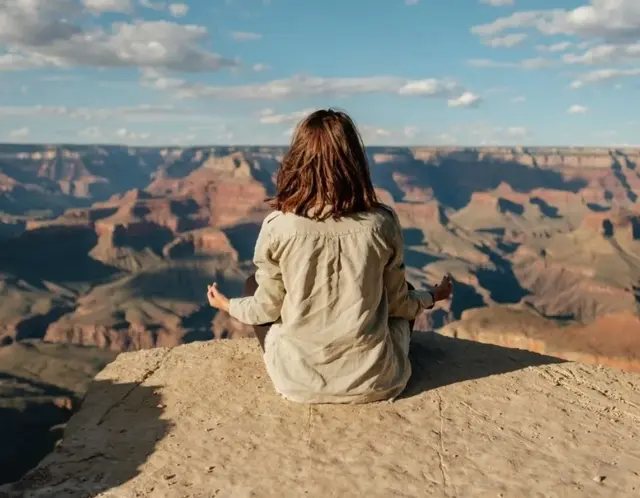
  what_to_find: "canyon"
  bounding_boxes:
[0,144,639,484]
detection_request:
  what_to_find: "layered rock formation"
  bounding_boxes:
[2,335,639,497]
[1,145,638,355]
[0,340,116,485]
[1,144,640,485]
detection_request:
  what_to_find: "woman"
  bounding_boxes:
[207,108,452,404]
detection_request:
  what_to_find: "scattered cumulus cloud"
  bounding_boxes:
[258,108,314,124]
[83,0,133,13]
[168,3,189,17]
[403,126,419,139]
[562,43,640,65]
[468,57,554,69]
[567,104,588,114]
[0,2,238,72]
[78,126,104,140]
[9,127,30,140]
[143,74,480,106]
[3,0,638,146]
[116,127,151,141]
[361,126,392,142]
[480,0,515,6]
[472,1,640,42]
[570,68,640,88]
[447,92,482,108]
[536,41,573,52]
[463,3,640,90]
[482,33,528,48]
[139,0,166,10]
[0,104,212,121]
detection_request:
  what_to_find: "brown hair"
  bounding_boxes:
[270,108,380,220]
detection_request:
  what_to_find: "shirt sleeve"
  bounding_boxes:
[228,220,285,326]
[383,209,434,321]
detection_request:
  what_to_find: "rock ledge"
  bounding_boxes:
[2,334,640,498]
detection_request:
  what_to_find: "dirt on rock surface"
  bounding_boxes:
[2,335,639,498]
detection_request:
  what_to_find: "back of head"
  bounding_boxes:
[271,108,379,220]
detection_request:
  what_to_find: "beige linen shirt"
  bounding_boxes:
[228,205,433,404]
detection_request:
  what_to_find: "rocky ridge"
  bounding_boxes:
[1,144,639,486]
[1,145,638,358]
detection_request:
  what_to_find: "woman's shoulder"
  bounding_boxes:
[262,210,284,225]
[260,206,399,238]
[372,203,400,227]
[375,203,398,220]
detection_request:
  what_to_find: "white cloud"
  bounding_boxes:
[78,126,104,139]
[231,31,263,41]
[252,63,270,72]
[472,1,640,42]
[145,74,479,105]
[0,104,211,121]
[468,57,554,69]
[168,3,189,17]
[9,127,30,140]
[0,1,237,73]
[447,92,482,108]
[471,11,543,37]
[570,68,640,88]
[480,0,515,7]
[361,126,392,142]
[567,104,588,114]
[403,126,419,139]
[115,128,151,141]
[482,33,527,47]
[511,96,526,103]
[0,0,79,46]
[562,42,640,65]
[536,41,573,52]
[396,79,461,96]
[139,0,166,10]
[258,108,314,124]
[83,0,133,13]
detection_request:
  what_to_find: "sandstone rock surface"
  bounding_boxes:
[3,334,639,498]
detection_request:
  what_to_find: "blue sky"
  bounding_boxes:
[0,0,639,146]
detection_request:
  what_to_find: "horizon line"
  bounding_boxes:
[1,142,639,150]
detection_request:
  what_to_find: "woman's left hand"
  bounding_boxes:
[207,283,230,312]
[433,275,453,302]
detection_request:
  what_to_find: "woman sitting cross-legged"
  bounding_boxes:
[207,108,452,404]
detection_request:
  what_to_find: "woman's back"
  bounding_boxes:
[208,109,445,404]
[230,205,415,404]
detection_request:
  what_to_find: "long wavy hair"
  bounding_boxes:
[270,108,380,220]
